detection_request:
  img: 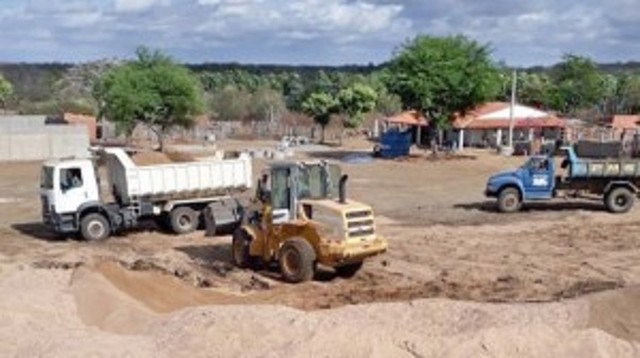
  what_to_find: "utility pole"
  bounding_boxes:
[508,70,517,150]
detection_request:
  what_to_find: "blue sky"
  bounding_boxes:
[0,0,639,66]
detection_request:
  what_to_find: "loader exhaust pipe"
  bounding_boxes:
[339,174,349,204]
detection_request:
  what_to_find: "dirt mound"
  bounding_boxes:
[93,261,242,313]
[588,286,640,342]
[131,151,174,166]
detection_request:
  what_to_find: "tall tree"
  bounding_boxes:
[0,73,13,112]
[249,87,287,123]
[550,54,605,117]
[301,91,338,143]
[385,35,501,147]
[94,47,203,151]
[208,86,252,122]
[337,83,378,128]
[620,74,640,114]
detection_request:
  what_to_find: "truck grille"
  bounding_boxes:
[346,210,372,219]
[346,210,375,238]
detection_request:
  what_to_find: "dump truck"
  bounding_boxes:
[485,146,640,213]
[232,161,387,283]
[40,148,251,240]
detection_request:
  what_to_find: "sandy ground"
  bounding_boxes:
[1,139,640,356]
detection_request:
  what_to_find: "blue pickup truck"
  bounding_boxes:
[485,147,640,213]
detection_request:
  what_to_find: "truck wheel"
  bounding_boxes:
[498,188,522,213]
[335,262,363,278]
[170,207,199,235]
[605,187,634,213]
[80,213,110,241]
[232,228,255,268]
[279,238,316,283]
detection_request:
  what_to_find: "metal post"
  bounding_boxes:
[508,70,517,149]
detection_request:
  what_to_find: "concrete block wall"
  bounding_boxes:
[0,116,90,161]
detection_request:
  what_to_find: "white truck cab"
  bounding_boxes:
[41,158,101,236]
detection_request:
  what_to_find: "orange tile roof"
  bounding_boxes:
[607,115,640,130]
[385,110,429,127]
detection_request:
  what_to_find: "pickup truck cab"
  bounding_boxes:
[485,147,639,213]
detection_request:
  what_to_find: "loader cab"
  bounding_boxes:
[40,159,100,215]
[259,162,342,224]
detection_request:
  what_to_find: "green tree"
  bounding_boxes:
[0,73,13,112]
[301,91,338,143]
[94,47,203,151]
[208,86,252,122]
[386,35,501,147]
[249,87,287,123]
[375,91,402,117]
[337,83,378,128]
[620,74,640,114]
[550,54,605,116]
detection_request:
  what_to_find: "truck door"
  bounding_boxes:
[524,157,553,196]
[55,165,92,214]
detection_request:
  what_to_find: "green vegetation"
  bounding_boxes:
[94,47,204,151]
[386,35,501,142]
[300,92,339,142]
[0,73,13,112]
[1,35,640,145]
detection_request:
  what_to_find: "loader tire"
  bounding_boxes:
[498,187,522,213]
[232,228,255,269]
[335,262,363,278]
[279,238,316,283]
[170,206,199,235]
[605,187,634,214]
[80,213,110,241]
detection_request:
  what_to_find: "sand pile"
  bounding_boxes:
[0,261,639,357]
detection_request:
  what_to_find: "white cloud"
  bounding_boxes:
[113,0,169,13]
[0,0,639,65]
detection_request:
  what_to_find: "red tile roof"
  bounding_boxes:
[385,110,429,127]
[607,115,640,130]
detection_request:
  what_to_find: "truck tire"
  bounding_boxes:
[170,206,199,235]
[605,187,634,213]
[335,262,363,278]
[232,228,255,268]
[80,213,110,241]
[279,238,316,283]
[498,188,522,213]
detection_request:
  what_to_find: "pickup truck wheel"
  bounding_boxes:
[335,262,363,278]
[80,213,110,241]
[498,188,522,213]
[170,207,199,235]
[605,187,634,213]
[279,238,316,283]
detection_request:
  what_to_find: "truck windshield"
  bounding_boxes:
[40,166,54,189]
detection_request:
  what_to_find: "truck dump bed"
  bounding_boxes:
[566,147,640,178]
[103,148,252,204]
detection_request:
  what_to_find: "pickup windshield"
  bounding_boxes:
[40,166,54,189]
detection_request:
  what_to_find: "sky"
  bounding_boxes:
[0,0,639,66]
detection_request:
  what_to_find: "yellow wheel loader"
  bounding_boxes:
[232,161,387,283]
